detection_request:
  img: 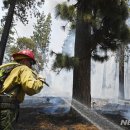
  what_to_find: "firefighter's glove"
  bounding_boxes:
[38,75,45,82]
[38,75,49,87]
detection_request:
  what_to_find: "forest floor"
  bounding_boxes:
[14,97,130,130]
[15,107,129,130]
[15,107,98,130]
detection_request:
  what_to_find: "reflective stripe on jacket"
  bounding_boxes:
[0,65,44,103]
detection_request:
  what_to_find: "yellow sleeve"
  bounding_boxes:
[19,65,44,96]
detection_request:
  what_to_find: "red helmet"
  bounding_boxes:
[12,49,36,64]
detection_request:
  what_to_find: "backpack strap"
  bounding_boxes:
[0,62,20,69]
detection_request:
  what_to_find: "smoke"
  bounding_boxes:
[35,0,130,99]
[43,0,59,14]
[38,29,122,99]
[34,30,75,98]
[43,0,76,15]
[91,55,119,99]
[62,30,75,56]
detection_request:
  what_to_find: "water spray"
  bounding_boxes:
[27,85,126,129]
[68,99,124,130]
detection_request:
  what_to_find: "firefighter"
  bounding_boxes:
[0,49,45,130]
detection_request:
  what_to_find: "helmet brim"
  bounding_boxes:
[12,53,36,64]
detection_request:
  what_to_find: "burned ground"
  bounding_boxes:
[15,108,98,130]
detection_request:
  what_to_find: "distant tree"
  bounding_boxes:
[9,37,35,54]
[116,43,130,100]
[0,0,44,65]
[54,0,130,107]
[9,37,40,69]
[9,12,52,70]
[118,44,125,99]
[32,12,52,69]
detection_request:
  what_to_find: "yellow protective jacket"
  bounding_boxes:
[0,63,44,103]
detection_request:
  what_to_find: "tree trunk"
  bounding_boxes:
[0,0,17,65]
[73,1,92,107]
[119,44,124,99]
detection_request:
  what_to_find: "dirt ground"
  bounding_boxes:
[15,107,98,130]
[15,107,130,130]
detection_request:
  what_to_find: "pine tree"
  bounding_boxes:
[7,12,51,71]
[119,44,125,99]
[116,43,130,99]
[9,37,44,71]
[9,37,35,55]
[32,12,52,69]
[0,0,44,65]
[54,0,130,107]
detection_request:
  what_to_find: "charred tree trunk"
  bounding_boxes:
[119,44,125,99]
[73,1,92,107]
[0,0,16,65]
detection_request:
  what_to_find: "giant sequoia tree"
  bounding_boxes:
[55,0,130,107]
[0,0,44,65]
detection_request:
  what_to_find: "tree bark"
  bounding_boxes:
[119,44,124,99]
[0,0,17,65]
[73,1,92,107]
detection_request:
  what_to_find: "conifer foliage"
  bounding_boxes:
[8,13,52,71]
[0,0,44,65]
[32,13,52,68]
[54,0,130,106]
[0,11,52,71]
[55,0,130,62]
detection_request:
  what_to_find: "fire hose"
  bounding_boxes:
[32,70,49,87]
